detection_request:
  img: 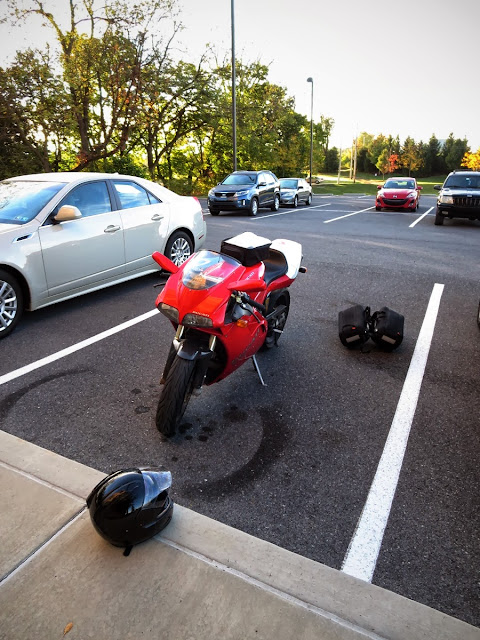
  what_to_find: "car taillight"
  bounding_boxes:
[193,196,204,218]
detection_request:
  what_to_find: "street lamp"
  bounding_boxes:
[307,77,313,186]
[231,0,237,171]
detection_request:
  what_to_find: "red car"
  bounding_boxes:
[376,177,422,212]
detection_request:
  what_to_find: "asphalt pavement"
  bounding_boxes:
[1,194,479,629]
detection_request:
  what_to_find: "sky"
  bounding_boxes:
[1,0,479,152]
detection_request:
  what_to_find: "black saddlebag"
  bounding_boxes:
[370,307,404,351]
[338,305,370,348]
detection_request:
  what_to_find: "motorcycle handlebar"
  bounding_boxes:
[238,293,266,315]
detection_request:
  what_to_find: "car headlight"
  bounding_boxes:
[182,313,213,328]
[407,192,417,199]
[158,303,179,323]
[235,190,249,197]
[439,194,453,204]
[208,188,215,197]
[377,192,384,198]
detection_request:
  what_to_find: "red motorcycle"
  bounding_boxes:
[152,232,305,436]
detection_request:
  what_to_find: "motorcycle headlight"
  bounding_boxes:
[439,194,453,204]
[182,313,213,328]
[158,303,179,323]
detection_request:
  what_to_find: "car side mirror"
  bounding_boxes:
[417,186,423,190]
[53,205,82,223]
[377,185,382,190]
[434,185,441,190]
[257,181,267,187]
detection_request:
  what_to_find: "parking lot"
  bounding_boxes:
[1,193,479,627]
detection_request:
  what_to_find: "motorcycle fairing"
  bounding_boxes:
[158,251,266,327]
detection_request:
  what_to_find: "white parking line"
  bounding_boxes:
[253,204,330,219]
[409,207,433,228]
[0,309,159,387]
[324,206,375,223]
[341,283,444,582]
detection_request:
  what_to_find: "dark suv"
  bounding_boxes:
[434,171,480,226]
[207,170,280,216]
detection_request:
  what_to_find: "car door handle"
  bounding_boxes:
[151,214,164,221]
[104,225,121,233]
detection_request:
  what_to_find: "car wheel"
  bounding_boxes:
[208,208,220,216]
[293,195,298,208]
[306,193,312,206]
[0,269,23,340]
[249,197,259,216]
[375,206,382,211]
[434,209,444,226]
[270,194,280,212]
[165,231,193,267]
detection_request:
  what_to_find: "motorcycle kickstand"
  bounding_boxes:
[251,354,266,386]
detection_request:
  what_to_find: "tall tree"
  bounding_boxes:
[400,136,423,176]
[6,0,181,170]
[0,48,73,174]
[442,133,470,171]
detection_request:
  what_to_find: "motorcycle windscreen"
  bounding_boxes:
[182,250,240,290]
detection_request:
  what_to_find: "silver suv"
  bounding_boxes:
[434,171,480,226]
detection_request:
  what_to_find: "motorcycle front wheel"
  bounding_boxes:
[156,356,196,437]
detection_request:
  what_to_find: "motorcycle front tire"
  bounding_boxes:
[156,356,197,437]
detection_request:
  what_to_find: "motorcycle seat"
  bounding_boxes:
[263,249,288,285]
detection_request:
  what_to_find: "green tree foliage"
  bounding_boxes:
[442,133,470,171]
[368,135,388,169]
[400,136,423,175]
[376,148,390,177]
[0,48,73,174]
[424,135,442,175]
[5,0,182,170]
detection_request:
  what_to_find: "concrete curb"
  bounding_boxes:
[1,430,478,640]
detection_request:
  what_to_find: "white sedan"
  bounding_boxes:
[0,172,206,339]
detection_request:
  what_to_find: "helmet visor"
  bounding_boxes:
[142,469,172,509]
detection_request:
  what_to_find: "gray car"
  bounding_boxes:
[0,172,206,339]
[279,178,312,207]
[207,170,280,216]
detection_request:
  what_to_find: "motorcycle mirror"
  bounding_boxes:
[227,278,266,293]
[152,251,179,274]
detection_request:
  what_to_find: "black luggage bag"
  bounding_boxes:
[370,307,404,351]
[338,305,370,348]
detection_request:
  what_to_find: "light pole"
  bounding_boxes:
[307,77,313,186]
[231,0,237,171]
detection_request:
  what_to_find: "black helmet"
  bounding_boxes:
[86,467,173,548]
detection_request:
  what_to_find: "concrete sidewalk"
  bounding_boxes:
[1,429,478,640]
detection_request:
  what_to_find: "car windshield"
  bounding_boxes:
[384,179,415,189]
[222,174,256,185]
[182,250,240,290]
[280,179,298,189]
[0,180,65,225]
[444,175,480,189]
